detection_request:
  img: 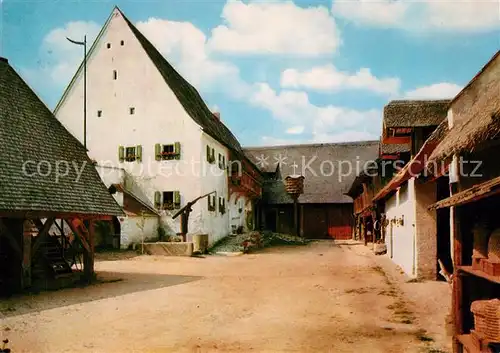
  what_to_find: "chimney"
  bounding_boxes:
[213,112,221,121]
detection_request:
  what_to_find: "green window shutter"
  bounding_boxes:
[118,146,125,163]
[211,148,215,163]
[155,143,161,161]
[136,145,142,162]
[207,196,211,211]
[174,142,181,160]
[154,191,161,209]
[174,191,181,208]
[206,145,211,162]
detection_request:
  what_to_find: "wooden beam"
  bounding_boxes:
[83,220,95,282]
[452,205,463,353]
[0,211,115,220]
[0,219,23,257]
[31,217,55,257]
[66,218,91,253]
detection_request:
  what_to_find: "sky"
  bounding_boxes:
[0,0,499,147]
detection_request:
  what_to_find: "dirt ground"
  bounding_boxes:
[0,241,450,353]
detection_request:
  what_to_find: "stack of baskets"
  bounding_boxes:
[284,175,304,197]
[471,299,500,350]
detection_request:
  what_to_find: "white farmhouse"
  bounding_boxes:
[55,7,262,248]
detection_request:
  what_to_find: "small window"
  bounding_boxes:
[120,40,125,46]
[113,70,117,80]
[107,43,111,49]
[97,110,102,117]
[207,194,216,212]
[206,145,216,164]
[129,107,135,115]
[163,192,174,210]
[125,146,137,162]
[219,196,226,214]
[160,191,180,210]
[218,153,226,170]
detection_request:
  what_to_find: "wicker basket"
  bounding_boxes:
[471,299,500,341]
[284,175,304,195]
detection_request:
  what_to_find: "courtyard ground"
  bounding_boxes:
[0,241,450,353]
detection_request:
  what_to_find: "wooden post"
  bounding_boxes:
[293,198,299,237]
[300,204,304,238]
[83,220,95,282]
[452,205,463,353]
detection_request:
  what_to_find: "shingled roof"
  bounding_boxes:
[383,100,451,128]
[0,58,123,216]
[244,141,380,204]
[118,8,242,154]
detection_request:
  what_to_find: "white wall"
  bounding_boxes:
[384,178,417,278]
[120,215,159,249]
[228,193,254,233]
[55,8,232,243]
[195,132,231,245]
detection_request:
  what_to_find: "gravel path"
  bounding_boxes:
[0,241,442,352]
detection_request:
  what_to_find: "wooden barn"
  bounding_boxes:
[245,141,379,239]
[0,57,123,295]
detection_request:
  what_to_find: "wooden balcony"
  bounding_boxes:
[230,171,262,198]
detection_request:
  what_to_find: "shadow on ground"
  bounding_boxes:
[0,271,201,318]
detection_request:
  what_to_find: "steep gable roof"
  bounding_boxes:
[0,58,123,216]
[118,8,242,153]
[383,100,450,128]
[244,141,380,204]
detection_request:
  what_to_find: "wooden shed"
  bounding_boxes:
[0,57,123,294]
[245,141,379,239]
[426,50,500,353]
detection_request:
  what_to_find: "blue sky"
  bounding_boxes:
[1,0,499,146]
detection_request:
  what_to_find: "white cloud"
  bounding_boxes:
[281,64,400,95]
[332,0,500,32]
[136,18,250,97]
[251,83,381,142]
[24,21,100,87]
[405,82,462,99]
[286,126,305,134]
[208,0,341,56]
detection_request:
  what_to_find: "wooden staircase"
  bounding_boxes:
[32,236,73,280]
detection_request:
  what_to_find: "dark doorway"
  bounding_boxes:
[436,176,452,280]
[265,210,277,232]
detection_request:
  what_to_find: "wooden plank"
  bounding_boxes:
[83,220,95,281]
[456,334,481,353]
[31,217,55,257]
[66,218,91,253]
[430,175,500,210]
[458,266,500,285]
[452,206,464,353]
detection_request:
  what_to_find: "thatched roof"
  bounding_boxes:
[430,51,500,163]
[383,99,450,128]
[244,141,379,204]
[0,58,123,216]
[380,143,410,155]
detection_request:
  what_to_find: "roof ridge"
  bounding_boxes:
[118,9,243,153]
[243,140,380,150]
